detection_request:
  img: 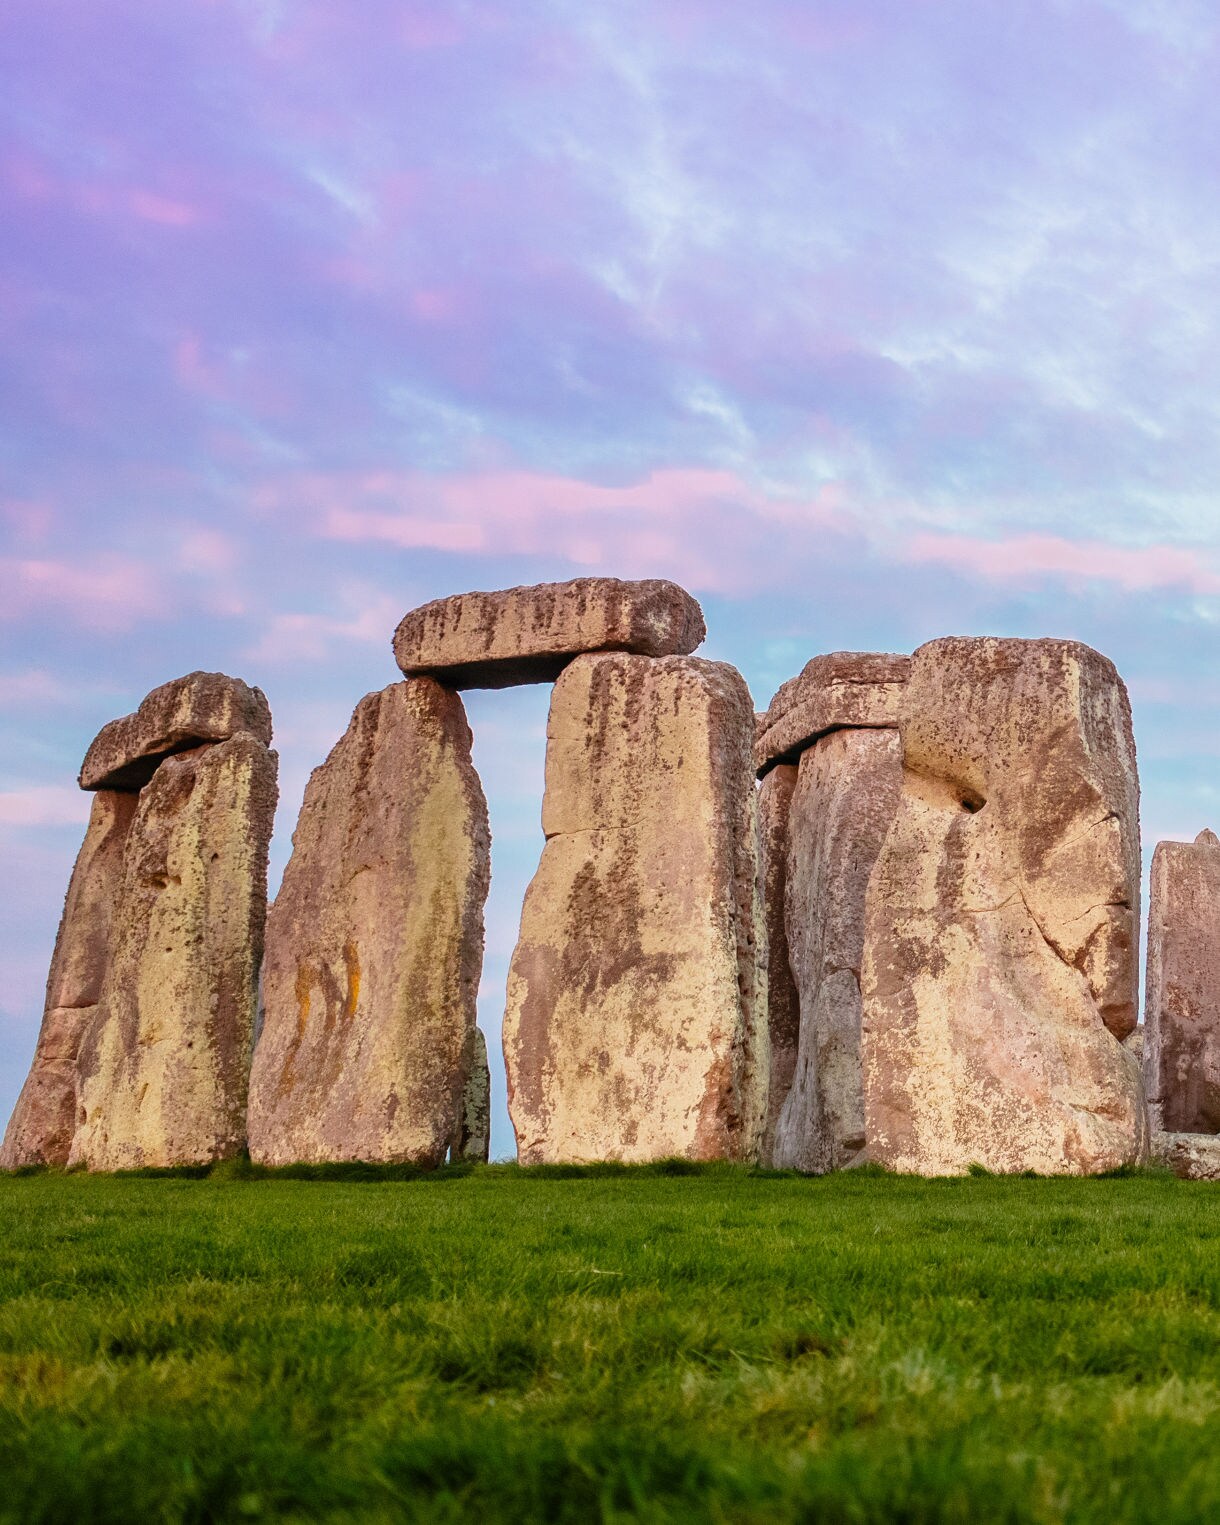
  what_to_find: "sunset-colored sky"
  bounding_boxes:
[5,1,1220,1157]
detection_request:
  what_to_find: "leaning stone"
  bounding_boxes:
[1152,1131,1220,1180]
[248,681,489,1167]
[756,651,910,774]
[393,578,706,689]
[80,671,272,791]
[504,653,767,1165]
[773,727,904,1173]
[758,764,799,1162]
[68,733,278,1169]
[1144,831,1220,1132]
[861,637,1146,1176]
[1,791,138,1168]
[450,1027,491,1164]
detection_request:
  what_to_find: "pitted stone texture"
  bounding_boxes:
[1144,832,1220,1133]
[393,578,706,689]
[80,672,272,791]
[756,652,910,774]
[451,1027,491,1164]
[69,734,277,1170]
[504,653,767,1165]
[1152,1131,1220,1180]
[1,791,138,1168]
[861,637,1146,1176]
[248,681,489,1167]
[759,765,799,1162]
[773,728,904,1174]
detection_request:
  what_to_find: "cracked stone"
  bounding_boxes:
[861,636,1147,1176]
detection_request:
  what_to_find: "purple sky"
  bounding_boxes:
[4,1,1220,1159]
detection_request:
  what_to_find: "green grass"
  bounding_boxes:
[3,1164,1220,1523]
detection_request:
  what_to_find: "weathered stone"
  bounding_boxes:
[1144,831,1220,1133]
[756,651,910,775]
[80,671,272,791]
[773,727,904,1173]
[861,637,1146,1176]
[1,791,138,1168]
[758,764,799,1162]
[248,681,489,1167]
[68,734,278,1169]
[1152,1131,1220,1180]
[393,578,706,689]
[504,653,767,1165]
[450,1027,491,1164]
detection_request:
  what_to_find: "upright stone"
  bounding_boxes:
[1,791,138,1167]
[248,681,489,1166]
[394,577,706,689]
[756,651,910,774]
[773,727,904,1173]
[504,653,767,1165]
[1144,830,1220,1133]
[80,671,272,790]
[758,764,799,1161]
[450,1027,491,1164]
[69,733,278,1169]
[861,637,1146,1175]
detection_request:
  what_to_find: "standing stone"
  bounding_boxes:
[69,733,277,1169]
[393,578,706,689]
[248,681,489,1167]
[861,637,1146,1176]
[450,1027,491,1164]
[758,764,799,1161]
[773,728,904,1173]
[1144,830,1220,1133]
[1,791,138,1168]
[79,671,272,790]
[504,653,767,1165]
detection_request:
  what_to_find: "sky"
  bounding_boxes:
[4,0,1220,1160]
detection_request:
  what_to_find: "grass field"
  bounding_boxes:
[3,1163,1220,1523]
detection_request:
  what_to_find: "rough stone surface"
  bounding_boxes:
[758,764,799,1162]
[1152,1131,1220,1180]
[393,578,706,689]
[756,651,910,775]
[248,681,489,1167]
[80,671,273,791]
[504,653,767,1165]
[69,734,278,1169]
[1144,830,1220,1133]
[451,1027,491,1164]
[1,791,138,1168]
[861,637,1146,1176]
[773,728,904,1173]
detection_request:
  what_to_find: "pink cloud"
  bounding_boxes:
[0,786,90,828]
[245,585,404,664]
[252,464,849,594]
[0,555,167,630]
[905,533,1220,595]
[127,189,203,227]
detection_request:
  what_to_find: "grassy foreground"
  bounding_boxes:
[3,1164,1220,1523]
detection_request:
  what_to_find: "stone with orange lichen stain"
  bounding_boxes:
[67,733,278,1170]
[504,652,767,1165]
[248,680,489,1167]
[860,637,1146,1176]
